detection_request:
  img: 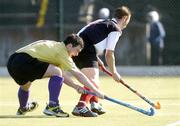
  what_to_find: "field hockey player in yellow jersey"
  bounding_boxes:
[7,34,104,117]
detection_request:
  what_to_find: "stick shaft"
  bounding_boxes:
[85,90,154,116]
[100,66,157,108]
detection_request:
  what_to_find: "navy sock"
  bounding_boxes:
[48,75,63,106]
[18,87,29,108]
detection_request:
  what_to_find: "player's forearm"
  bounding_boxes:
[70,69,100,93]
[77,73,99,92]
[62,72,80,90]
[105,50,117,74]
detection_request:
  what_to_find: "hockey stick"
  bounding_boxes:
[99,65,161,109]
[85,90,155,116]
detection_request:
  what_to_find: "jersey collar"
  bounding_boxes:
[111,18,122,32]
[111,18,118,24]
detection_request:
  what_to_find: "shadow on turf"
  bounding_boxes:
[0,115,70,119]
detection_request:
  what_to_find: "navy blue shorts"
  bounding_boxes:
[73,45,98,69]
[7,53,49,85]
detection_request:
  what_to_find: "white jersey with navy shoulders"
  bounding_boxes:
[77,18,122,54]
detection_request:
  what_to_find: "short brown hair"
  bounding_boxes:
[63,34,84,49]
[114,6,131,19]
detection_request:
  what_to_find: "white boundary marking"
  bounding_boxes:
[167,121,180,126]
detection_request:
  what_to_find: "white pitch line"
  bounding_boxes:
[167,121,180,126]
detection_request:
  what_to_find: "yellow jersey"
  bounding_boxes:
[16,40,76,71]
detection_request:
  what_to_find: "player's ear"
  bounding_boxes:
[122,16,128,22]
[67,43,73,48]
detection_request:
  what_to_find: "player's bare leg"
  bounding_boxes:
[72,67,105,116]
[84,68,106,115]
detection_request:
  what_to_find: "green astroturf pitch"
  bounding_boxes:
[0,76,180,126]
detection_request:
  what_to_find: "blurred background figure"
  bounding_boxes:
[98,8,110,19]
[146,11,166,65]
[78,0,95,24]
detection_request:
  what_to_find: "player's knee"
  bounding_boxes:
[20,82,31,91]
[52,67,62,77]
[44,64,63,77]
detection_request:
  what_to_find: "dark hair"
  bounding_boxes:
[63,34,84,48]
[114,6,131,19]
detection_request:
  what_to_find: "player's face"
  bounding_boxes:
[121,15,131,29]
[70,45,82,57]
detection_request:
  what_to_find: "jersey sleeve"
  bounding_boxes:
[58,56,76,71]
[106,31,121,51]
